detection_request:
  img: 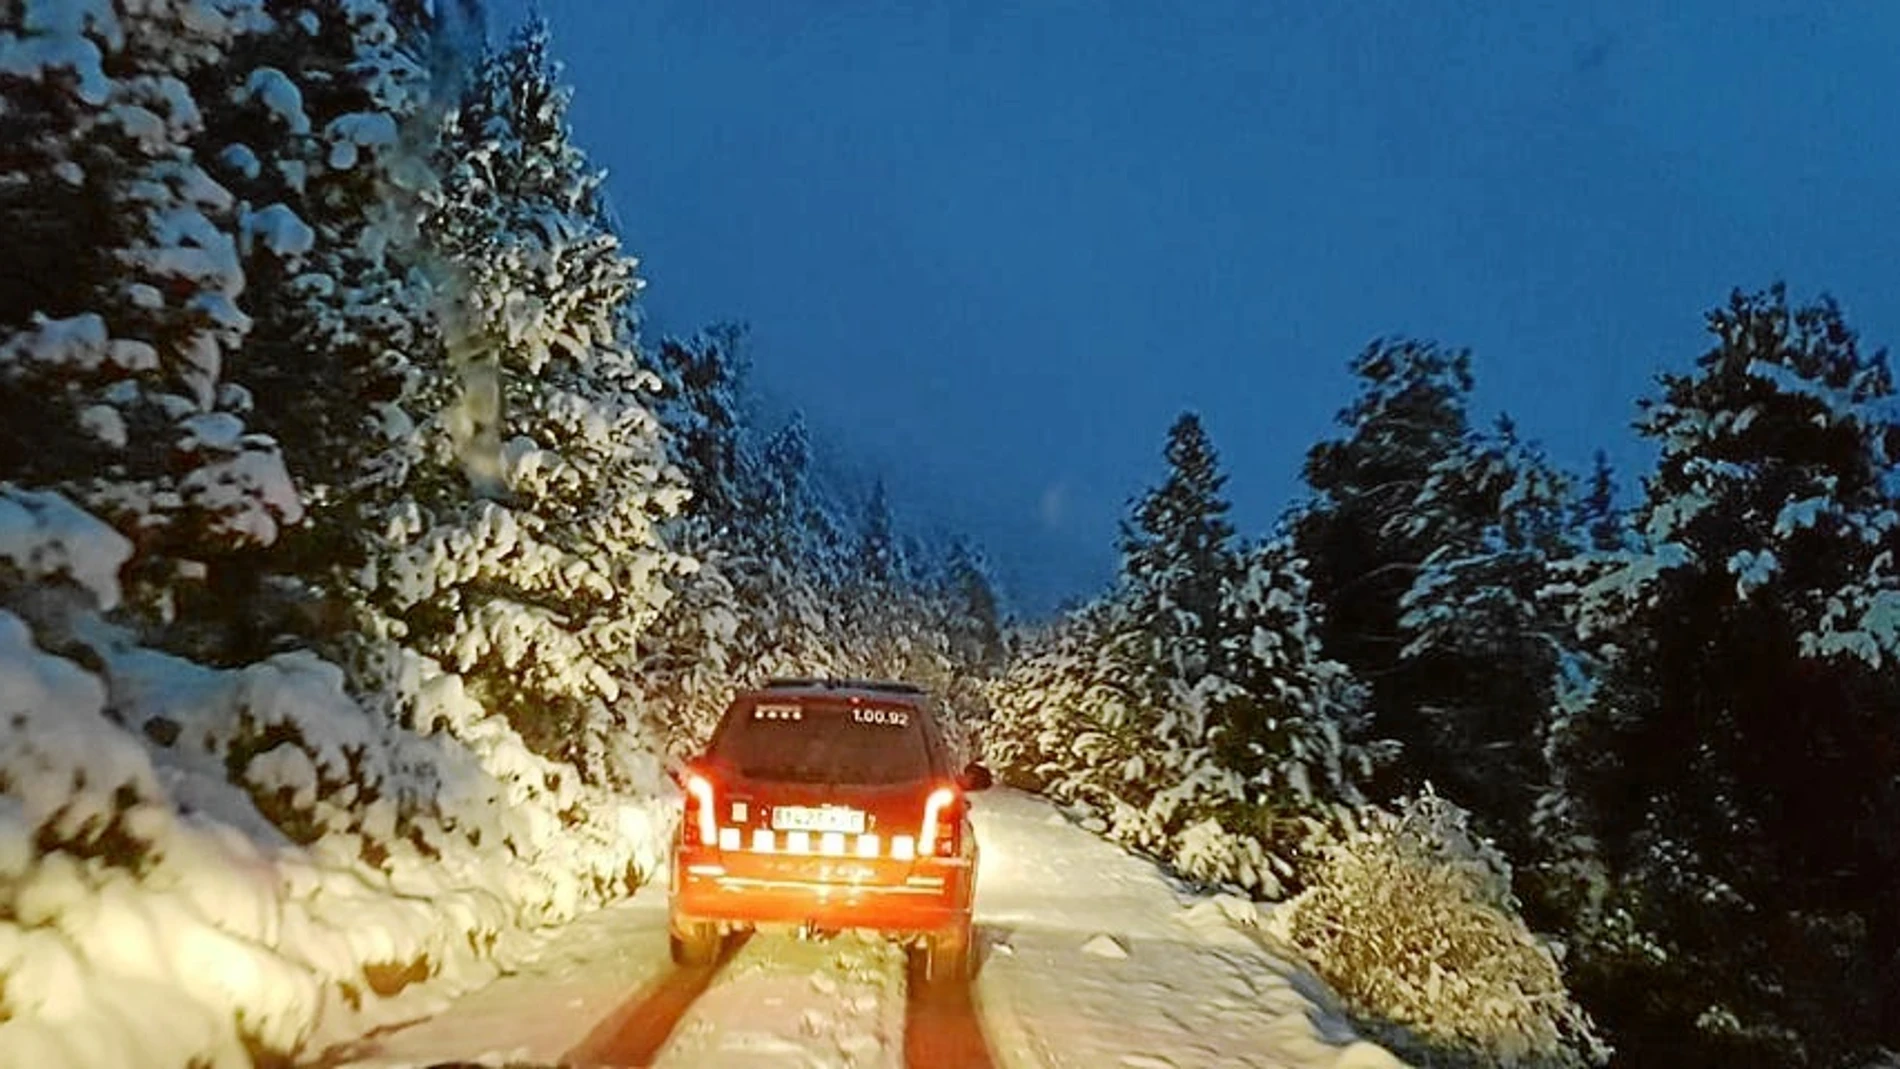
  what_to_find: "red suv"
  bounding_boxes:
[667,679,991,981]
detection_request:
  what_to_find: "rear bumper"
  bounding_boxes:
[669,846,973,938]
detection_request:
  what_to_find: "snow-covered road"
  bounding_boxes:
[328,789,1403,1068]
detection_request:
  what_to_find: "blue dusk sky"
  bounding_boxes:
[495,0,1900,613]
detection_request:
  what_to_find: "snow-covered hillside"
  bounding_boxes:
[0,485,673,1066]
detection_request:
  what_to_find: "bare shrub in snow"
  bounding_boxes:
[1285,791,1607,1068]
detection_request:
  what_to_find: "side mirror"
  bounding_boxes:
[959,761,994,791]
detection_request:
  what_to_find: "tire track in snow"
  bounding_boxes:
[567,926,1004,1068]
[902,952,996,1069]
[644,930,908,1068]
[565,932,751,1066]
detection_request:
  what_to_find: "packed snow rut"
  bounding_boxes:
[566,930,910,1068]
[642,934,906,1068]
[332,790,1401,1068]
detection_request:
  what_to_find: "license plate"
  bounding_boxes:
[772,805,865,834]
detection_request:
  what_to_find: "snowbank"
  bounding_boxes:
[0,490,672,1068]
[970,789,1403,1069]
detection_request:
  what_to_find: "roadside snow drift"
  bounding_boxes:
[971,790,1403,1069]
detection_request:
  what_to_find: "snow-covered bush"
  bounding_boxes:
[1282,791,1607,1068]
[0,488,671,1067]
[1,630,670,1068]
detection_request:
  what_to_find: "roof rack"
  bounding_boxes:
[764,676,926,695]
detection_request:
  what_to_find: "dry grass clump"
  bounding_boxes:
[1284,792,1608,1068]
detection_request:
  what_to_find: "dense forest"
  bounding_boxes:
[2,4,1896,1068]
[995,308,1900,1067]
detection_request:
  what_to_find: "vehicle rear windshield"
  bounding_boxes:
[712,700,932,786]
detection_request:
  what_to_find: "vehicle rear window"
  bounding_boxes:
[712,700,932,786]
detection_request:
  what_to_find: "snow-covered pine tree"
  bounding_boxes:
[639,338,863,750]
[1546,286,1900,1067]
[176,0,444,661]
[733,413,843,677]
[1119,412,1238,680]
[911,535,1005,747]
[940,536,1005,674]
[1523,449,1631,930]
[986,593,1158,815]
[636,325,750,745]
[753,411,852,586]
[0,0,302,630]
[752,413,877,683]
[743,413,804,567]
[201,0,441,487]
[737,413,846,666]
[988,415,1377,897]
[354,18,687,781]
[1216,539,1376,812]
[828,477,944,687]
[1116,411,1240,740]
[1295,339,1491,801]
[987,571,1346,899]
[1082,413,1245,844]
[1571,450,1628,554]
[654,324,750,539]
[856,477,899,586]
[1393,416,1575,857]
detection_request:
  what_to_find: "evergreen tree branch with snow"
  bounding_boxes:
[0,0,303,631]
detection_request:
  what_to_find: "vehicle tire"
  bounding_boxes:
[669,921,720,966]
[920,922,972,986]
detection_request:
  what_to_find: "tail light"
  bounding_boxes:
[919,785,961,857]
[682,771,717,847]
